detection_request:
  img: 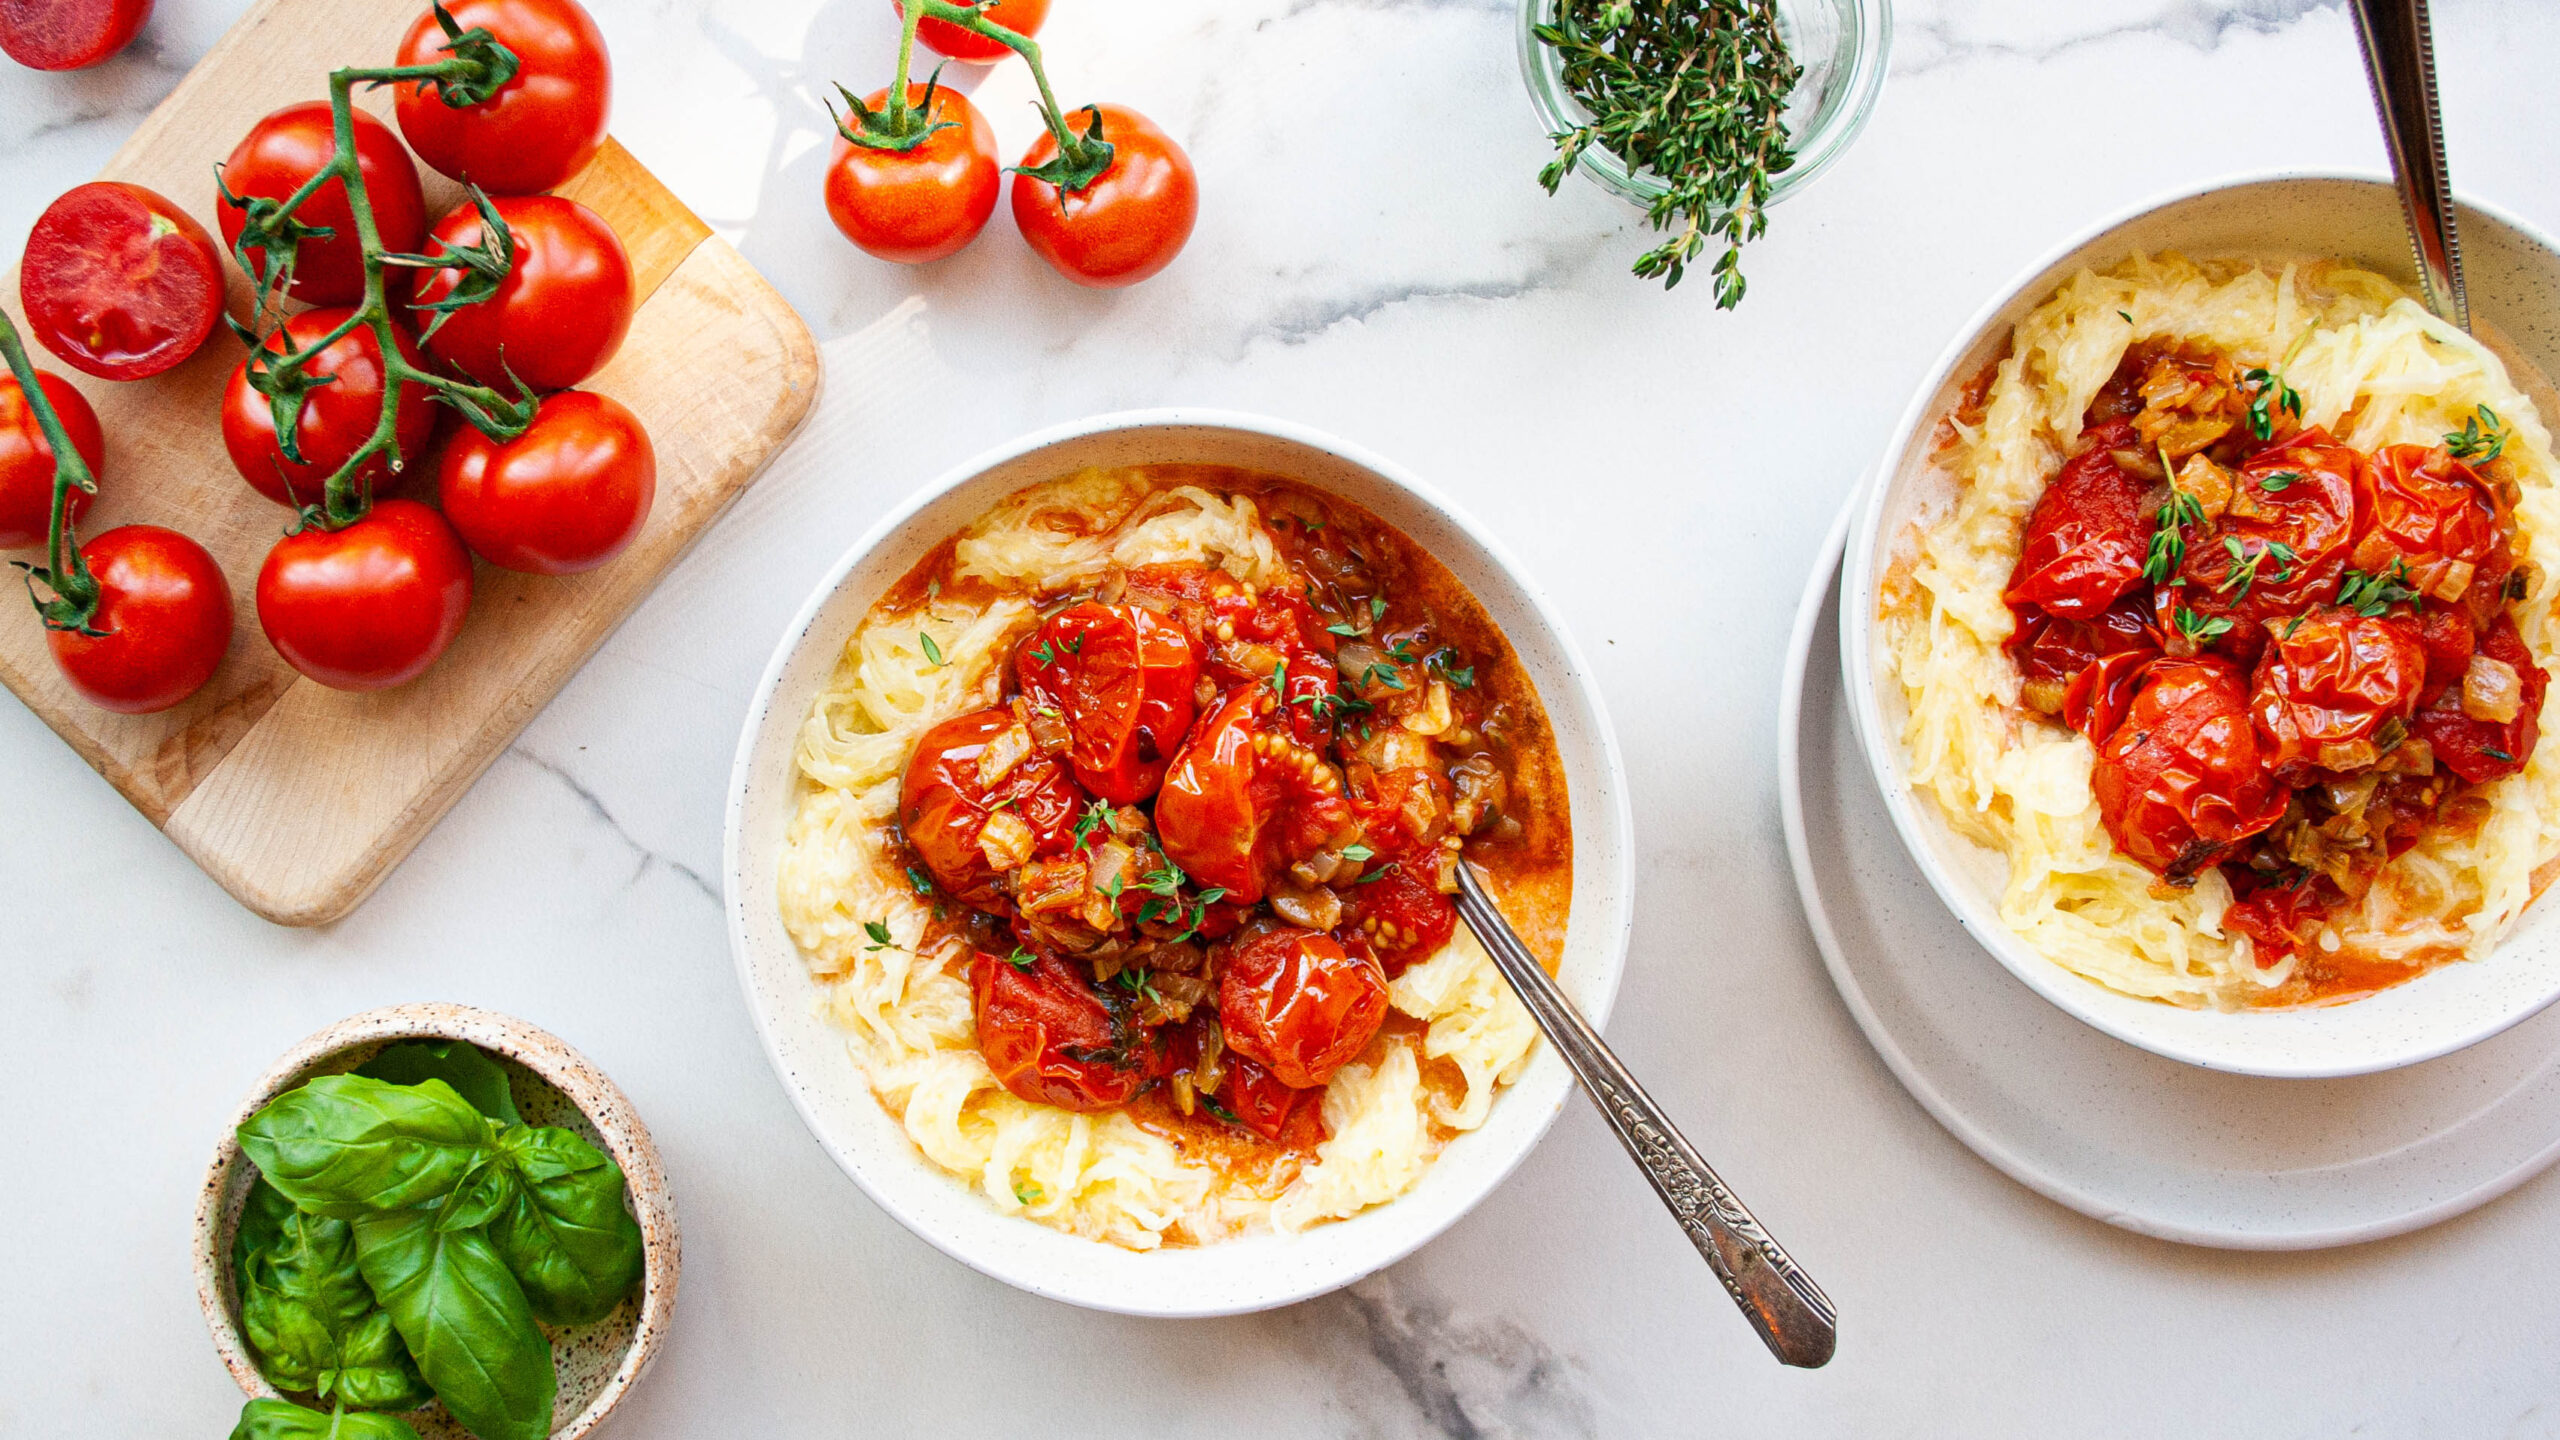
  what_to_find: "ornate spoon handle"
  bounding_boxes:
[1452,864,1837,1367]
[2352,0,2468,329]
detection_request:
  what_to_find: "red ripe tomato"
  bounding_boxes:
[438,389,653,574]
[971,948,1155,1111]
[896,0,1046,63]
[2175,430,2361,629]
[1218,1055,1312,1143]
[2061,648,2159,742]
[255,499,473,691]
[1215,922,1389,1090]
[395,0,611,196]
[2352,444,2512,620]
[411,194,633,393]
[900,707,1088,911]
[2223,873,2333,968]
[1155,687,1359,905]
[0,0,150,69]
[2249,606,2426,778]
[20,181,222,381]
[1341,759,1450,861]
[218,103,427,307]
[824,82,1000,265]
[2007,594,2155,688]
[47,525,232,714]
[1335,858,1455,977]
[0,370,101,549]
[1011,105,1199,290]
[2414,613,2547,784]
[2003,423,2152,620]
[1014,601,1198,804]
[2090,656,2285,879]
[221,308,439,510]
[2415,605,2476,706]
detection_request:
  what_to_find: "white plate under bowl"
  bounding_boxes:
[724,410,1633,1316]
[1789,495,2560,1248]
[1843,171,2560,1077]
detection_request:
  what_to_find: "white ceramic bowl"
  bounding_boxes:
[1845,172,2560,1079]
[724,410,1633,1315]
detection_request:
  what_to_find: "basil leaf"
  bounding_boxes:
[234,1180,431,1411]
[489,1127,644,1325]
[353,1209,556,1440]
[231,1397,424,1440]
[239,1076,494,1218]
[357,1041,523,1126]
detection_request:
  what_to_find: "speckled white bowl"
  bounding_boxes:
[724,410,1633,1316]
[1845,172,2560,1078]
[194,1004,679,1438]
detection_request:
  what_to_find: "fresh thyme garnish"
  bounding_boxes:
[1354,862,1397,886]
[2445,404,2509,462]
[2216,537,2296,601]
[1370,596,1388,622]
[2259,470,2303,493]
[1031,641,1056,665]
[1341,843,1375,863]
[2242,367,2301,441]
[1533,0,1800,304]
[1363,662,1406,692]
[1006,946,1034,972]
[2142,489,2205,586]
[2338,563,2419,617]
[1427,647,1476,689]
[2173,607,2232,645]
[906,866,934,895]
[918,631,945,667]
[1265,658,1288,695]
[1072,800,1110,847]
[2118,310,2134,324]
[864,921,897,952]
[1325,621,1362,638]
[2486,746,2517,763]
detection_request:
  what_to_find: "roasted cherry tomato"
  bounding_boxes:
[2352,443,2512,623]
[2174,429,2361,631]
[1218,1055,1311,1143]
[438,389,653,574]
[46,525,231,713]
[2223,872,2334,968]
[221,307,439,510]
[901,707,1088,912]
[1215,921,1389,1090]
[2090,655,2285,879]
[1015,601,1198,804]
[2062,648,2159,742]
[255,499,473,691]
[2004,423,2152,620]
[2007,593,2155,689]
[1341,758,1450,861]
[971,948,1155,1111]
[0,370,101,549]
[1155,686,1359,905]
[2414,613,2547,785]
[896,0,1046,63]
[824,82,1000,265]
[0,0,151,69]
[1127,562,1342,744]
[219,103,427,307]
[395,0,611,196]
[1335,857,1455,977]
[2249,606,2426,778]
[1011,104,1199,290]
[2415,605,2477,706]
[20,181,222,381]
[411,193,633,393]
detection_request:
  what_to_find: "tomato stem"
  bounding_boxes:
[902,0,1116,190]
[0,313,104,634]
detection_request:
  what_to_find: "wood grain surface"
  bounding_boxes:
[0,0,819,924]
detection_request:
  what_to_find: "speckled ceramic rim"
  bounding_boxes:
[192,1004,680,1437]
[1841,169,2560,1078]
[723,408,1635,1316]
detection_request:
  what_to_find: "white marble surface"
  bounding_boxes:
[8,0,2560,1434]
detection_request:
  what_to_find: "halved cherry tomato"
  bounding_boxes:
[0,0,151,69]
[2175,429,2361,630]
[971,948,1156,1111]
[1155,686,1358,905]
[2415,613,2547,784]
[824,82,1000,265]
[2250,606,2426,778]
[221,307,439,510]
[395,0,611,196]
[47,525,231,713]
[219,103,427,307]
[1126,562,1343,743]
[1218,1055,1310,1142]
[1336,857,1455,977]
[896,0,1046,63]
[2090,655,2285,879]
[1015,601,1198,804]
[901,707,1088,912]
[1011,104,1199,290]
[2003,423,2152,620]
[411,193,633,393]
[438,389,653,574]
[1341,758,1449,861]
[20,181,223,381]
[2352,444,2512,624]
[0,370,101,549]
[255,499,472,691]
[1214,921,1389,1090]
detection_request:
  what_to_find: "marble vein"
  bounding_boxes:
[1894,0,2342,78]
[506,746,718,903]
[1318,1279,1598,1440]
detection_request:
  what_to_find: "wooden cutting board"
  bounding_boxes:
[0,0,819,924]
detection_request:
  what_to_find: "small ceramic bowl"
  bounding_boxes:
[1844,172,2560,1079]
[194,1004,679,1438]
[724,410,1634,1316]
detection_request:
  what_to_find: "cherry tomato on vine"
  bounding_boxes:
[901,707,1088,911]
[0,0,152,71]
[0,370,101,549]
[218,103,428,307]
[894,0,1046,64]
[221,307,439,510]
[438,389,653,574]
[411,194,633,393]
[255,498,472,691]
[1215,922,1389,1090]
[395,0,612,196]
[971,947,1156,1111]
[1011,104,1199,290]
[1013,601,1198,804]
[1156,687,1359,905]
[20,181,223,381]
[824,82,1000,265]
[47,525,233,714]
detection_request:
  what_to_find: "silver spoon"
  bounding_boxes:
[2352,0,2469,330]
[1452,863,1837,1367]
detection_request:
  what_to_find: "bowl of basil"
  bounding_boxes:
[193,1004,679,1440]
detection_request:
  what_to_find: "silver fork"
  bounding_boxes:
[2353,0,2469,330]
